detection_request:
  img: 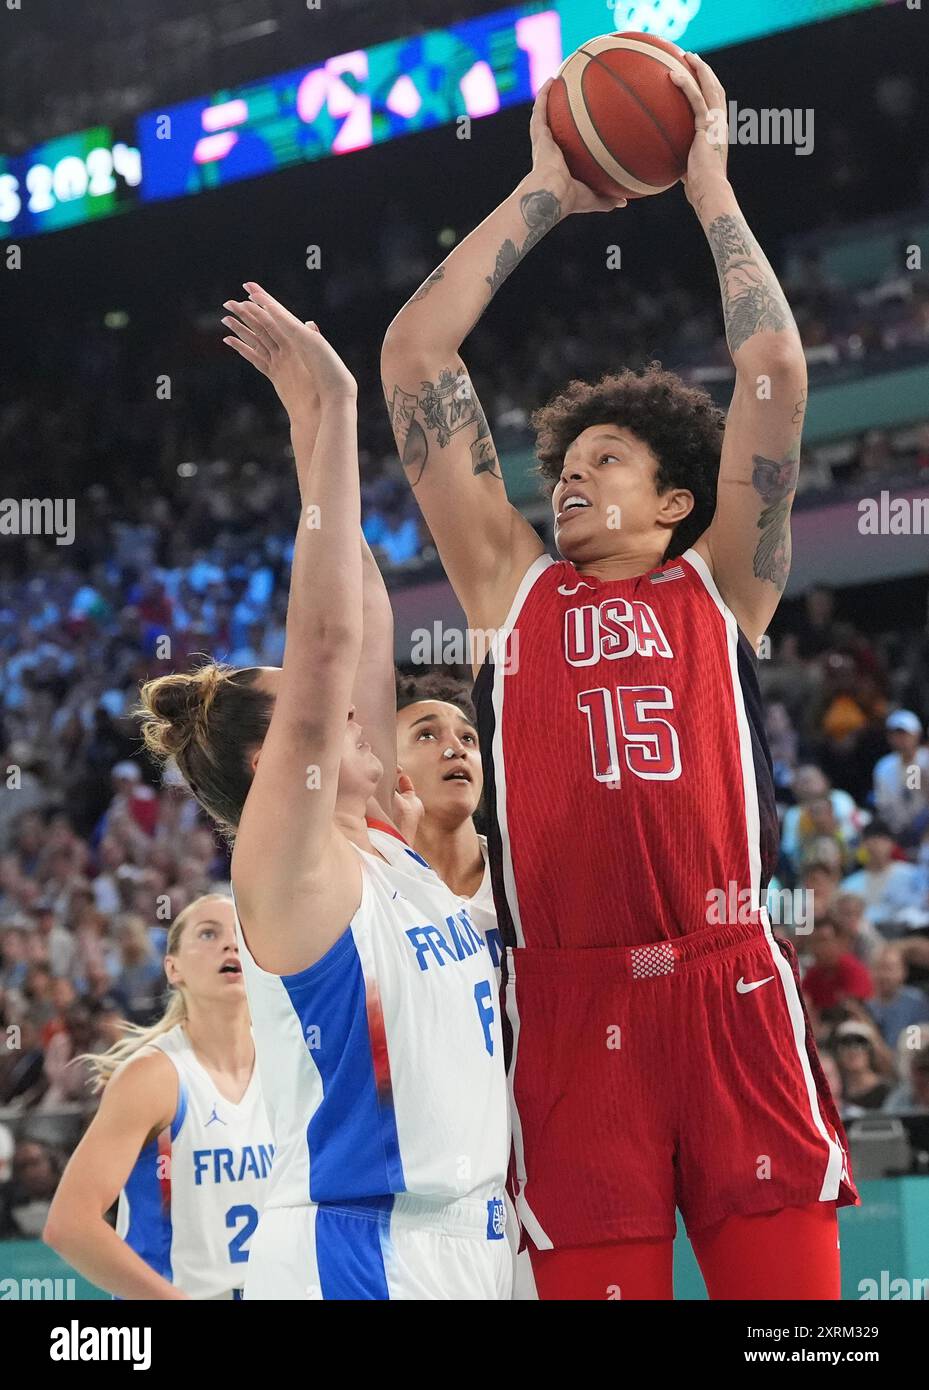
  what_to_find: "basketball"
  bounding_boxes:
[546,31,696,200]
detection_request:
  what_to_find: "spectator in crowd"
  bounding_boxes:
[803,798,858,876]
[794,586,841,660]
[90,838,126,917]
[39,1001,105,1110]
[883,1043,929,1115]
[872,710,929,846]
[830,891,884,964]
[113,913,165,1023]
[100,762,159,840]
[21,964,56,1030]
[797,847,843,935]
[0,925,29,996]
[27,898,76,977]
[781,766,862,875]
[0,742,47,849]
[0,1015,46,1108]
[815,655,889,805]
[803,919,874,1014]
[841,819,929,934]
[0,1137,67,1239]
[764,701,798,793]
[831,1021,892,1115]
[41,977,78,1049]
[866,943,929,1048]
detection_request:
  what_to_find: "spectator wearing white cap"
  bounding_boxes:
[872,710,929,845]
[102,761,159,838]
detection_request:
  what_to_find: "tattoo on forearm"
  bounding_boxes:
[485,188,561,296]
[751,448,799,591]
[792,389,807,426]
[384,369,502,486]
[410,267,445,303]
[707,213,791,354]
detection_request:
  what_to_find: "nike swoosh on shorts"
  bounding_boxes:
[736,975,775,994]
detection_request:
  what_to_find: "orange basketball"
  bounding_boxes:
[546,32,696,200]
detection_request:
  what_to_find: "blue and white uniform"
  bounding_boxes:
[115,1024,274,1299]
[234,826,511,1300]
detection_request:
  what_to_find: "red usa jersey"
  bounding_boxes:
[473,549,780,950]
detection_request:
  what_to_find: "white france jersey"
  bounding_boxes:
[465,835,502,977]
[233,826,508,1216]
[115,1024,274,1299]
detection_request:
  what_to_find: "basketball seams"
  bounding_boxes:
[576,48,655,191]
[558,61,676,197]
[579,43,692,171]
[551,57,626,198]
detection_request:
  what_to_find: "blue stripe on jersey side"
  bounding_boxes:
[171,1076,188,1141]
[315,1196,393,1300]
[122,1137,172,1282]
[279,928,406,1203]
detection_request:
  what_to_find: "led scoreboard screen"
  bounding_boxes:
[0,128,141,238]
[136,6,559,203]
[0,0,893,239]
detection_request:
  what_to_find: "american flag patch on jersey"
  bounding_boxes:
[649,566,685,585]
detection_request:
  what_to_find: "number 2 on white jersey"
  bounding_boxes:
[577,685,681,785]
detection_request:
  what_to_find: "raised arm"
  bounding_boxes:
[223,296,399,816]
[674,55,808,647]
[221,286,364,971]
[380,86,622,638]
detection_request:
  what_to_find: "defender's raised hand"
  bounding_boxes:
[222,282,356,412]
[222,294,316,422]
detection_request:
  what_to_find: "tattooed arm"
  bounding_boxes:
[379,189,552,641]
[674,54,808,646]
[381,83,622,646]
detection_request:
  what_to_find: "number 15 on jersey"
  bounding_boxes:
[578,685,682,786]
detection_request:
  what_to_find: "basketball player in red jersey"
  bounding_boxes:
[381,54,857,1299]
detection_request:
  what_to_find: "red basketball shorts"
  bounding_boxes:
[503,919,859,1248]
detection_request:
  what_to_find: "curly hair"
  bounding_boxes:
[395,671,476,725]
[136,662,274,841]
[531,362,725,559]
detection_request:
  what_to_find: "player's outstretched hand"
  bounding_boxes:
[669,52,730,208]
[529,79,627,216]
[222,283,356,418]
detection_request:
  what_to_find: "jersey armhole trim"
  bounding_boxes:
[682,546,758,653]
[497,553,556,641]
[170,1076,188,1142]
